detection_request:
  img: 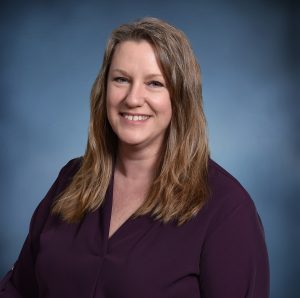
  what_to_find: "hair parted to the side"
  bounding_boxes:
[52,17,210,225]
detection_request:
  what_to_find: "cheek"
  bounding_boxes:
[106,93,118,118]
[106,97,112,120]
[106,92,117,125]
[106,87,124,110]
[106,87,114,108]
[159,95,172,122]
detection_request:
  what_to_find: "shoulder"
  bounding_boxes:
[199,159,269,296]
[204,158,261,232]
[41,157,82,204]
[202,158,267,258]
[29,157,83,231]
[208,158,250,198]
[207,158,255,208]
[53,157,83,191]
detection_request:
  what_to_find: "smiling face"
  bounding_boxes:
[106,40,172,154]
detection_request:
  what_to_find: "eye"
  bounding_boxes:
[147,80,164,88]
[113,77,129,84]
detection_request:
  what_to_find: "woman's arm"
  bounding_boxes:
[0,219,40,297]
[199,199,270,298]
[0,158,80,297]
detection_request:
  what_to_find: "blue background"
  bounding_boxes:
[1,1,299,297]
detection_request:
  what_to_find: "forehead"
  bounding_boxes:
[109,40,162,73]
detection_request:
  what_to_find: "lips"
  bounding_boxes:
[120,113,151,121]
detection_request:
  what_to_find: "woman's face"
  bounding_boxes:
[106,40,172,153]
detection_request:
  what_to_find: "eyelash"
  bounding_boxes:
[113,77,164,88]
[147,81,164,87]
[113,77,128,83]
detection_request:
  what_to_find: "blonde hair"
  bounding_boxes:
[52,17,210,225]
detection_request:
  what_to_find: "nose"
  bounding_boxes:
[124,82,145,108]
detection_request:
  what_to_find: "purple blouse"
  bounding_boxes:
[0,158,269,297]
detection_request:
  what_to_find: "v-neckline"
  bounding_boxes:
[100,170,155,254]
[105,172,135,242]
[108,213,135,241]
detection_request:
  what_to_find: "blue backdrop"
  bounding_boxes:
[1,1,299,297]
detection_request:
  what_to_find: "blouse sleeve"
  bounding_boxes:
[0,158,80,297]
[199,199,270,298]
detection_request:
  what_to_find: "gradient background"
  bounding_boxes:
[1,0,299,297]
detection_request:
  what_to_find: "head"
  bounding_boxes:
[88,17,208,165]
[53,17,209,225]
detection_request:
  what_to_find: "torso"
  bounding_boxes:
[32,157,269,298]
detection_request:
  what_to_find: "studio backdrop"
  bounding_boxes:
[1,1,299,298]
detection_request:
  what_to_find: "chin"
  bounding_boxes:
[118,137,147,147]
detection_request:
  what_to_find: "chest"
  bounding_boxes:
[35,206,206,298]
[109,179,147,239]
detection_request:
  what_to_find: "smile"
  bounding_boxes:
[121,113,151,121]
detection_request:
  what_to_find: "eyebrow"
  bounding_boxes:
[110,68,164,79]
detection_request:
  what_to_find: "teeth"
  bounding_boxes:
[123,114,150,121]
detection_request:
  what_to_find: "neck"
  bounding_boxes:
[115,142,162,181]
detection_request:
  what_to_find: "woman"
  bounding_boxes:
[0,17,269,297]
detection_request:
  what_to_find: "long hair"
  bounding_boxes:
[52,17,210,225]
